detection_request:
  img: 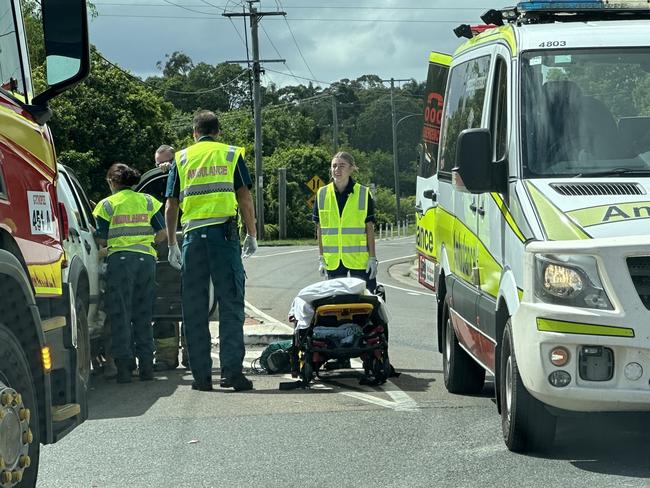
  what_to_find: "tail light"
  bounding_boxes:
[58,202,69,241]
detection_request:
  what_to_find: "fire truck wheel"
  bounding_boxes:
[442,298,485,394]
[500,319,556,452]
[0,323,41,488]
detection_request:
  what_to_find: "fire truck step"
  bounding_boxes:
[52,403,80,422]
[41,316,67,332]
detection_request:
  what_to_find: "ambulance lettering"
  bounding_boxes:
[416,224,434,253]
[602,205,650,222]
[453,231,476,279]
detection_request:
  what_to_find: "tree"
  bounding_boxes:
[46,50,177,201]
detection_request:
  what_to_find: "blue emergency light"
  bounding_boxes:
[518,1,650,10]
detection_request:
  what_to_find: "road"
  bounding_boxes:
[38,237,650,487]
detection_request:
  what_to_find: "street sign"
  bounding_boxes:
[306,175,325,193]
[306,194,316,209]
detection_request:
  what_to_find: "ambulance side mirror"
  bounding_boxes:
[452,128,506,194]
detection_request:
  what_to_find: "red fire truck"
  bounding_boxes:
[0,1,89,486]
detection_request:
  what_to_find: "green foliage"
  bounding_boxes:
[20,1,425,237]
[264,145,331,238]
[46,50,177,201]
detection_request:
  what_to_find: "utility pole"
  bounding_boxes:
[332,95,339,152]
[224,2,285,240]
[278,168,287,239]
[382,77,410,224]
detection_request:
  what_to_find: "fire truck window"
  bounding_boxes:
[0,0,27,101]
[438,55,491,177]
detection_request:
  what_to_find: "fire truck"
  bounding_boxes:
[0,1,89,486]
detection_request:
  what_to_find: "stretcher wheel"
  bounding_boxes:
[300,353,313,385]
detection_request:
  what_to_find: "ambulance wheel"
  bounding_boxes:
[500,320,556,452]
[442,299,485,394]
[0,323,41,488]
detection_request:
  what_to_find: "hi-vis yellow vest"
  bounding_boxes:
[317,182,369,270]
[94,189,161,257]
[176,141,243,233]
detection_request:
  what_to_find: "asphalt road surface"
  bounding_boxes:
[38,236,650,487]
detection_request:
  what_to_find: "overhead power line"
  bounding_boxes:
[164,70,249,94]
[96,13,471,23]
[160,0,215,15]
[94,2,483,10]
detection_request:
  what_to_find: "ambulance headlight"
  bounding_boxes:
[534,254,613,310]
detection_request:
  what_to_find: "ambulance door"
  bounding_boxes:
[439,49,492,354]
[416,52,451,291]
[476,48,510,374]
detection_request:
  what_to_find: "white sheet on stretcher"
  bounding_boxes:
[288,277,391,330]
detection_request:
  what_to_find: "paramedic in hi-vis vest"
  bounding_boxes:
[165,110,257,392]
[314,151,378,291]
[93,163,167,383]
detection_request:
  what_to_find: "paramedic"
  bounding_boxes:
[152,144,188,371]
[313,151,378,291]
[165,110,257,392]
[93,163,167,383]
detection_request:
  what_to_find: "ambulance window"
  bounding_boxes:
[490,57,508,161]
[439,55,491,177]
[0,0,27,102]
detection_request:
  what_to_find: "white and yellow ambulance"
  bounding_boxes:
[415,1,650,452]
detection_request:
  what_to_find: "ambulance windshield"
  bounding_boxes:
[521,48,650,177]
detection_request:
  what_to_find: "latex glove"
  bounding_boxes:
[242,234,258,259]
[168,243,182,270]
[366,257,379,280]
[318,256,327,277]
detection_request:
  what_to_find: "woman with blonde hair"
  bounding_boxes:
[313,151,378,291]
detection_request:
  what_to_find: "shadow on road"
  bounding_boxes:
[534,413,650,478]
[87,369,195,420]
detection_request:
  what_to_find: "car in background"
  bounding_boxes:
[56,164,103,389]
[136,167,217,322]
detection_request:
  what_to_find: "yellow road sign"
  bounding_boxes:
[306,194,316,209]
[306,175,325,193]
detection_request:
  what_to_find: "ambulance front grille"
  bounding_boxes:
[627,257,650,310]
[551,183,644,196]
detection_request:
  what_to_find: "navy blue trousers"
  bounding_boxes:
[105,252,156,361]
[181,224,246,383]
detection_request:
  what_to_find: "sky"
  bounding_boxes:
[90,0,498,88]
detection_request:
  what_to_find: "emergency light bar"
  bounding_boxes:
[518,1,650,11]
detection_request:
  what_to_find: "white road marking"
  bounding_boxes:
[251,248,317,258]
[341,380,419,412]
[380,254,416,264]
[341,358,419,412]
[379,282,433,297]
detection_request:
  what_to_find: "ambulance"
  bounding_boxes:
[415,1,650,452]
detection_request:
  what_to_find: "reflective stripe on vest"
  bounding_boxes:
[93,189,162,257]
[175,141,243,233]
[318,182,369,270]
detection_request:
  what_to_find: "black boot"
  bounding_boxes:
[115,359,133,384]
[139,360,154,381]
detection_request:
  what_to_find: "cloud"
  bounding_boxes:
[90,0,496,86]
